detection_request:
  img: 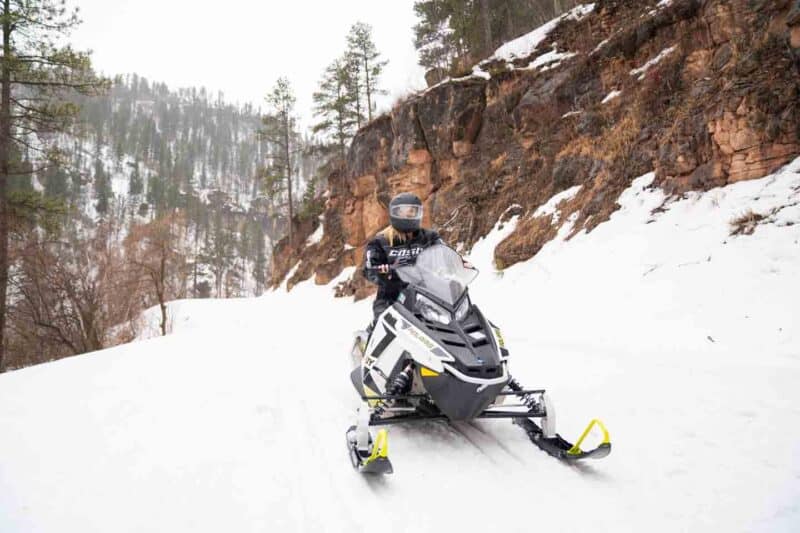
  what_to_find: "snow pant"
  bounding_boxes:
[373,297,393,320]
[370,297,395,330]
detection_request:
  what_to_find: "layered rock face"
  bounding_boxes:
[274,0,800,296]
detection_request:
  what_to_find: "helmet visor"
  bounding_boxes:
[390,204,423,220]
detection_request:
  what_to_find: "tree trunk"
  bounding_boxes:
[481,0,493,54]
[193,222,199,297]
[507,3,516,40]
[159,248,167,336]
[283,110,294,247]
[0,0,12,371]
[354,74,362,129]
[364,54,372,121]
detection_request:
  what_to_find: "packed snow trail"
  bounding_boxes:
[1,160,799,532]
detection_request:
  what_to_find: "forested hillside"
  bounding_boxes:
[6,74,327,369]
[0,0,390,371]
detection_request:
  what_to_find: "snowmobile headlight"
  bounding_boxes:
[454,296,470,322]
[416,294,451,325]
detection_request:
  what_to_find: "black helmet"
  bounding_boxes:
[388,192,423,233]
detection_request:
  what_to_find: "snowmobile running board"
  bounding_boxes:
[514,417,612,461]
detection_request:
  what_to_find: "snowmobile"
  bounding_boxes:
[347,244,611,474]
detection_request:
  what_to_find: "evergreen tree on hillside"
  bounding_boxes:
[42,164,70,200]
[201,208,236,298]
[94,158,111,215]
[129,160,144,196]
[413,1,455,72]
[345,22,388,122]
[312,57,358,160]
[344,51,365,130]
[253,222,267,295]
[0,0,108,368]
[259,77,299,246]
[412,0,582,72]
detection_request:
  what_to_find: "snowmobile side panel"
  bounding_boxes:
[350,368,364,395]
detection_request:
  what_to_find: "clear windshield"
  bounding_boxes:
[395,244,478,306]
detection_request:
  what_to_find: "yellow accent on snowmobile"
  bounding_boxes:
[363,385,381,407]
[362,429,389,466]
[567,419,610,456]
[420,366,439,377]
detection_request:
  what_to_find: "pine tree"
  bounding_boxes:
[412,0,580,73]
[0,0,107,368]
[413,0,460,72]
[94,158,111,215]
[129,160,143,196]
[201,208,236,298]
[312,57,358,160]
[42,163,69,199]
[253,222,267,296]
[259,77,299,246]
[344,51,365,129]
[346,22,388,122]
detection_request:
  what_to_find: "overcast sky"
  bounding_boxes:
[70,0,428,130]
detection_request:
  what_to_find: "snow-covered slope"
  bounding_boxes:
[1,159,799,532]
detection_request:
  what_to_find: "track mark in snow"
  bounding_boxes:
[464,421,527,464]
[448,424,499,464]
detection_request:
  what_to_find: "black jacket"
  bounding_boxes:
[363,229,442,302]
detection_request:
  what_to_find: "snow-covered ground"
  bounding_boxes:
[488,3,596,63]
[1,159,799,532]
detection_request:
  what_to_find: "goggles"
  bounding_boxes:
[390,204,423,220]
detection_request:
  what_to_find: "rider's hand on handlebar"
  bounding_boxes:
[377,264,391,274]
[463,260,475,270]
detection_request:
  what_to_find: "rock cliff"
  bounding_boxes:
[274,0,800,297]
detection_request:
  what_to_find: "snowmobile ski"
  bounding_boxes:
[346,425,393,474]
[514,417,611,461]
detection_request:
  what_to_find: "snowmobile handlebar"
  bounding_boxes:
[366,259,413,274]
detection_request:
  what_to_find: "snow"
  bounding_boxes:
[431,3,594,86]
[519,46,577,72]
[1,159,800,532]
[591,37,611,55]
[532,185,582,221]
[468,67,491,80]
[281,261,301,290]
[602,89,622,103]
[305,222,324,246]
[487,3,595,63]
[630,46,676,80]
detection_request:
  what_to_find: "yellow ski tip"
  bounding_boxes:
[567,419,610,456]
[374,429,389,459]
[364,428,389,465]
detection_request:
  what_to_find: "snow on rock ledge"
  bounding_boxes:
[488,3,596,63]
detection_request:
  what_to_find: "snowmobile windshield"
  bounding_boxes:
[395,244,478,306]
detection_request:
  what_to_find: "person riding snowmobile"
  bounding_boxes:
[363,192,443,325]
